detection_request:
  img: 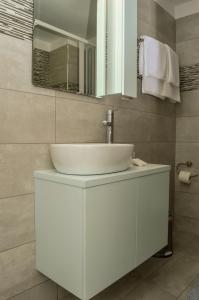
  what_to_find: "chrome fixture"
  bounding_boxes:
[102,110,114,144]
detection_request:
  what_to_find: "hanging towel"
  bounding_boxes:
[142,77,165,100]
[162,82,181,103]
[139,35,181,103]
[139,35,167,81]
[165,45,180,87]
[139,36,167,100]
[162,45,181,103]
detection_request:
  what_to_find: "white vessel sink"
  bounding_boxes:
[50,143,134,175]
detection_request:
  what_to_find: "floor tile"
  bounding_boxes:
[9,281,57,300]
[58,269,141,300]
[177,275,199,300]
[174,231,199,262]
[122,281,176,300]
[91,271,141,300]
[133,256,168,279]
[149,253,199,297]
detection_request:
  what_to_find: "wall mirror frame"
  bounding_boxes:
[33,0,137,98]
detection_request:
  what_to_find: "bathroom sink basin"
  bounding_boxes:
[50,143,134,175]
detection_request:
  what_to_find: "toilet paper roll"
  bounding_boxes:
[178,171,191,184]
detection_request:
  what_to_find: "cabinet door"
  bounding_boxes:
[85,179,139,299]
[136,172,170,266]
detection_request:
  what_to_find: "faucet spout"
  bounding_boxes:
[102,110,114,143]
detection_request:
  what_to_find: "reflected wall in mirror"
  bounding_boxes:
[33,0,137,98]
[33,0,97,96]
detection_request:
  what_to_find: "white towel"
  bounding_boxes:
[162,82,181,103]
[139,41,144,76]
[140,36,167,80]
[139,35,181,103]
[142,77,165,100]
[139,36,167,100]
[162,45,180,102]
[165,45,180,87]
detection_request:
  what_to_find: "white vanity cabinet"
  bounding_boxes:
[34,165,170,300]
[136,172,170,265]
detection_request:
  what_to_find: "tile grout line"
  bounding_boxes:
[0,86,177,117]
[0,140,176,144]
[0,239,36,255]
[7,280,50,300]
[0,192,34,201]
[0,240,35,255]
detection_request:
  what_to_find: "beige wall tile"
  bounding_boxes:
[0,194,34,252]
[0,34,55,96]
[0,144,53,198]
[150,1,176,45]
[138,19,176,50]
[176,117,199,142]
[56,98,111,143]
[9,281,57,300]
[0,89,55,143]
[119,84,176,117]
[177,38,199,67]
[138,0,176,49]
[56,91,121,110]
[138,0,151,25]
[55,90,106,105]
[114,109,175,144]
[177,13,199,43]
[135,142,175,165]
[176,143,199,168]
[175,168,199,194]
[0,243,46,300]
[176,90,199,117]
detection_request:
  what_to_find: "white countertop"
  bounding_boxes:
[34,164,171,188]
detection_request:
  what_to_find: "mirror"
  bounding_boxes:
[33,0,97,96]
[33,0,137,98]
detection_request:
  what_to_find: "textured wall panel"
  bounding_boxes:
[180,64,199,92]
[33,48,50,87]
[0,0,33,40]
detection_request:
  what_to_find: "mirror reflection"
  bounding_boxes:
[33,0,97,96]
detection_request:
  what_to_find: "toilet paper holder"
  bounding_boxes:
[176,161,198,178]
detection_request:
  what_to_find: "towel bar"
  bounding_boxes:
[137,38,144,79]
[176,161,192,174]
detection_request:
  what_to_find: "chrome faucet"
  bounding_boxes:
[102,109,114,144]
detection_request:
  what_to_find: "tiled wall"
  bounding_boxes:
[175,13,199,236]
[0,0,176,299]
[0,0,33,40]
[177,13,199,92]
[33,48,50,87]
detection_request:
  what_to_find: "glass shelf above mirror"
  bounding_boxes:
[33,0,137,98]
